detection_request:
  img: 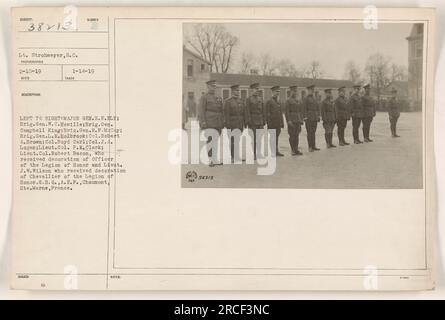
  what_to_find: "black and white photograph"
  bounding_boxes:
[181,22,425,189]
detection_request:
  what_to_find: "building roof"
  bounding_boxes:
[183,46,212,65]
[385,81,409,96]
[406,23,424,41]
[210,72,354,89]
[371,81,408,97]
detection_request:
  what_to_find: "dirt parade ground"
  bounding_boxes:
[181,112,423,189]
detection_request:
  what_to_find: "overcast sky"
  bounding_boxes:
[186,23,413,79]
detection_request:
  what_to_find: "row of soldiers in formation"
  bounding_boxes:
[198,80,402,165]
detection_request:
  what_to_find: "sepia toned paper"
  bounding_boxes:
[10,6,436,291]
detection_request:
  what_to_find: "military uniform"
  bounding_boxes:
[224,90,245,161]
[334,91,350,145]
[349,90,364,143]
[362,88,376,142]
[245,84,265,158]
[198,84,224,163]
[266,87,284,156]
[388,95,401,137]
[284,91,304,155]
[321,94,337,148]
[303,87,321,151]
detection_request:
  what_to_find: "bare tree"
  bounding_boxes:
[391,63,408,82]
[240,52,255,74]
[295,66,308,78]
[364,53,391,101]
[307,60,324,79]
[215,30,239,73]
[343,60,362,84]
[275,59,298,77]
[185,24,239,73]
[258,53,277,75]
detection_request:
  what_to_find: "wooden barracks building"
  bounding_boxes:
[209,73,354,102]
[183,46,354,117]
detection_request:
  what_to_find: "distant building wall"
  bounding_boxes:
[215,86,354,103]
[210,73,354,103]
[183,47,211,119]
[406,24,424,111]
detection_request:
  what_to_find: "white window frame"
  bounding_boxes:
[187,59,194,77]
[222,88,231,100]
[240,88,248,101]
[286,88,293,99]
[415,42,423,58]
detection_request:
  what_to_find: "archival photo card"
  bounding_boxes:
[10,7,436,291]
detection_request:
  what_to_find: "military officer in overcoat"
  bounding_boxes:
[224,84,245,162]
[321,88,337,148]
[349,84,364,144]
[334,86,350,146]
[284,85,304,156]
[198,79,224,167]
[388,88,401,138]
[265,86,284,157]
[303,84,321,152]
[245,83,265,159]
[361,84,376,142]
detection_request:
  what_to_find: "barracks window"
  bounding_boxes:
[187,59,194,77]
[222,88,230,100]
[415,43,423,58]
[286,89,291,99]
[240,89,248,101]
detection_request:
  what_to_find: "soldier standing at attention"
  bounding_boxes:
[315,90,322,104]
[265,86,284,157]
[388,88,401,138]
[303,84,321,152]
[361,84,376,142]
[198,80,224,167]
[335,86,350,146]
[284,86,304,156]
[301,90,307,102]
[321,88,337,149]
[224,84,245,163]
[245,83,265,160]
[349,84,364,144]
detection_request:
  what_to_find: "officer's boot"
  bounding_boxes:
[276,138,284,157]
[313,135,320,151]
[353,127,359,144]
[295,140,303,156]
[290,141,296,156]
[307,134,313,152]
[339,130,345,146]
[367,127,374,142]
[364,125,370,142]
[394,126,400,138]
[391,125,396,138]
[342,129,349,145]
[325,133,331,148]
[329,133,336,148]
